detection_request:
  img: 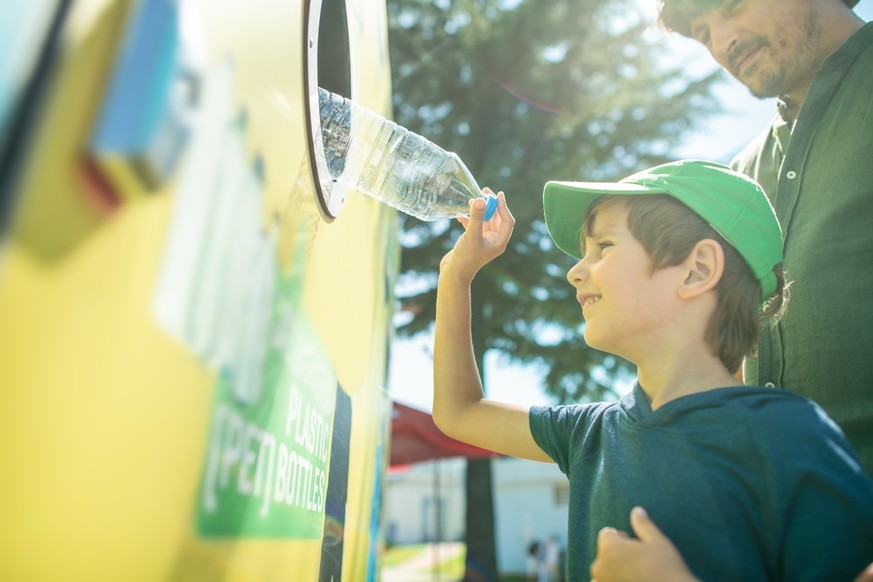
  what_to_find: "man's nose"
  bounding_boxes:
[710,21,741,67]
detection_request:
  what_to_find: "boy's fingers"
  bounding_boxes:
[629,507,666,545]
[597,526,629,546]
[467,198,486,237]
[496,191,514,223]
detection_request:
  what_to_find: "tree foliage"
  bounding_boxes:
[387,0,721,403]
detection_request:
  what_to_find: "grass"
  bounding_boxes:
[381,543,430,568]
[382,543,465,577]
[432,546,465,577]
[382,543,526,581]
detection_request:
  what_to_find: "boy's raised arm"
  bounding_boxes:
[433,191,552,463]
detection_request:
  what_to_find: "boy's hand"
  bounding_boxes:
[440,189,514,282]
[591,507,698,582]
[592,508,873,582]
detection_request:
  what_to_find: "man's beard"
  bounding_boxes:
[734,7,822,99]
[745,7,823,99]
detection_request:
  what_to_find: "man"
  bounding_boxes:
[664,0,873,477]
[591,0,873,579]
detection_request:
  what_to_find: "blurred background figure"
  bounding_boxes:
[527,539,541,582]
[545,534,563,582]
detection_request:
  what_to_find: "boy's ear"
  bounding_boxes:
[678,239,724,299]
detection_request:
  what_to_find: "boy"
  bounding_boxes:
[433,160,873,580]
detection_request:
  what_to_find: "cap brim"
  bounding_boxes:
[543,181,665,259]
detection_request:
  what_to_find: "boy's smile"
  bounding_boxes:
[577,294,601,309]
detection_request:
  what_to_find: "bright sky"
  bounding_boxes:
[388,1,873,413]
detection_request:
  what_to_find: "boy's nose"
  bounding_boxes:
[566,259,588,286]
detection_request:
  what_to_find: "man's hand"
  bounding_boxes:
[590,507,698,582]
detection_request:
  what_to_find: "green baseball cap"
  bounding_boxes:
[543,160,783,300]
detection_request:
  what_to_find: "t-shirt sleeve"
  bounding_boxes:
[529,404,602,475]
[763,401,873,580]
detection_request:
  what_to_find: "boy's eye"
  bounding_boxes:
[580,239,612,259]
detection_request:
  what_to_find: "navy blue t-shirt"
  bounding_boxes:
[530,384,873,581]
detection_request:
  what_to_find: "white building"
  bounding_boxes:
[383,456,569,576]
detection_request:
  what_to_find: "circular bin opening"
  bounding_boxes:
[304,0,351,221]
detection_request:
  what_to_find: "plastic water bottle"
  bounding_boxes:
[317,88,497,221]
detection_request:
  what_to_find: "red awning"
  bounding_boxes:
[389,401,502,467]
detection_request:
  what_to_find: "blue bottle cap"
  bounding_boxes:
[483,193,498,222]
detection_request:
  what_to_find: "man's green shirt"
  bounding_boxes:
[733,22,873,476]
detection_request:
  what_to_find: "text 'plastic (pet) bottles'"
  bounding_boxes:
[317,88,496,221]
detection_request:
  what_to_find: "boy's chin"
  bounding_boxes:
[582,331,609,354]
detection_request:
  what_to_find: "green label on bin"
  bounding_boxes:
[196,272,336,538]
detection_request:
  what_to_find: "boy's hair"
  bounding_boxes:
[657,0,860,37]
[583,195,787,374]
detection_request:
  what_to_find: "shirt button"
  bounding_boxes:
[785,170,797,180]
[764,381,776,388]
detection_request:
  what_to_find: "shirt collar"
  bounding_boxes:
[620,382,652,423]
[776,95,798,124]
